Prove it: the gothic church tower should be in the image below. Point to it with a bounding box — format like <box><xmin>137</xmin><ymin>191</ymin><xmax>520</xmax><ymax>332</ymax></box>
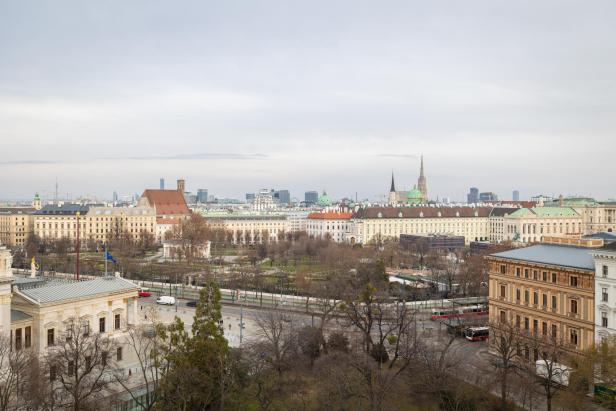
<box><xmin>388</xmin><ymin>172</ymin><xmax>397</xmax><ymax>205</ymax></box>
<box><xmin>417</xmin><ymin>155</ymin><xmax>428</xmax><ymax>203</ymax></box>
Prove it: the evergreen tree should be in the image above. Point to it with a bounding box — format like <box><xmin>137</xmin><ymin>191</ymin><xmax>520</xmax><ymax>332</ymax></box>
<box><xmin>156</xmin><ymin>280</ymin><xmax>232</xmax><ymax>411</ymax></box>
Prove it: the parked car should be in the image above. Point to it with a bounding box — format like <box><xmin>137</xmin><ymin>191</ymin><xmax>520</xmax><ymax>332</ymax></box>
<box><xmin>156</xmin><ymin>296</ymin><xmax>176</xmax><ymax>305</ymax></box>
<box><xmin>138</xmin><ymin>290</ymin><xmax>152</xmax><ymax>298</ymax></box>
<box><xmin>186</xmin><ymin>300</ymin><xmax>198</xmax><ymax>307</ymax></box>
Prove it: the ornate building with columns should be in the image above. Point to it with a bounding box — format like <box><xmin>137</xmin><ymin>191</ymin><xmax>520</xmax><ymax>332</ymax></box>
<box><xmin>0</xmin><ymin>246</ymin><xmax>140</xmax><ymax>360</ymax></box>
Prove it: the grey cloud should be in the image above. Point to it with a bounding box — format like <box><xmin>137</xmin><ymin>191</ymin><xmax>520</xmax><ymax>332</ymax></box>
<box><xmin>0</xmin><ymin>160</ymin><xmax>59</xmax><ymax>165</ymax></box>
<box><xmin>104</xmin><ymin>153</ymin><xmax>269</xmax><ymax>161</ymax></box>
<box><xmin>374</xmin><ymin>154</ymin><xmax>420</xmax><ymax>159</ymax></box>
<box><xmin>0</xmin><ymin>0</ymin><xmax>614</xmax><ymax>200</ymax></box>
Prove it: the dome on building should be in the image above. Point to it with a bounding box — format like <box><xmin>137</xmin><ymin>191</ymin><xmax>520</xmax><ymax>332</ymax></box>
<box><xmin>407</xmin><ymin>186</ymin><xmax>423</xmax><ymax>204</ymax></box>
<box><xmin>317</xmin><ymin>191</ymin><xmax>332</xmax><ymax>206</ymax></box>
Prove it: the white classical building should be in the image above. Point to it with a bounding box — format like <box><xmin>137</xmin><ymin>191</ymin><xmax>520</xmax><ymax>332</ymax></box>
<box><xmin>501</xmin><ymin>207</ymin><xmax>582</xmax><ymax>244</ymax></box>
<box><xmin>592</xmin><ymin>242</ymin><xmax>616</xmax><ymax>342</ymax></box>
<box><xmin>0</xmin><ymin>246</ymin><xmax>140</xmax><ymax>361</ymax></box>
<box><xmin>252</xmin><ymin>189</ymin><xmax>277</xmax><ymax>211</ymax></box>
<box><xmin>347</xmin><ymin>206</ymin><xmax>495</xmax><ymax>245</ymax></box>
<box><xmin>201</xmin><ymin>211</ymin><xmax>289</xmax><ymax>244</ymax></box>
<box><xmin>306</xmin><ymin>210</ymin><xmax>353</xmax><ymax>243</ymax></box>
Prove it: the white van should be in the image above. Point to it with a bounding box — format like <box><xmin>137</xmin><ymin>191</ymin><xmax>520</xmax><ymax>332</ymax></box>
<box><xmin>535</xmin><ymin>360</ymin><xmax>571</xmax><ymax>386</ymax></box>
<box><xmin>156</xmin><ymin>296</ymin><xmax>176</xmax><ymax>305</ymax></box>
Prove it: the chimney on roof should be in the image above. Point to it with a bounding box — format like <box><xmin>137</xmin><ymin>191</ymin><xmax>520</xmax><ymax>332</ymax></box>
<box><xmin>177</xmin><ymin>179</ymin><xmax>185</xmax><ymax>193</ymax></box>
<box><xmin>559</xmin><ymin>194</ymin><xmax>564</xmax><ymax>207</ymax></box>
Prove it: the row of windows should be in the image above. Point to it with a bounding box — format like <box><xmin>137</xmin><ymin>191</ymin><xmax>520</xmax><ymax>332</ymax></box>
<box><xmin>499</xmin><ymin>265</ymin><xmax>585</xmax><ymax>289</ymax></box>
<box><xmin>47</xmin><ymin>314</ymin><xmax>122</xmax><ymax>347</ymax></box>
<box><xmin>49</xmin><ymin>347</ymin><xmax>123</xmax><ymax>381</ymax></box>
<box><xmin>12</xmin><ymin>326</ymin><xmax>32</xmax><ymax>350</ymax></box>
<box><xmin>37</xmin><ymin>222</ymin><xmax>154</xmax><ymax>229</ymax></box>
<box><xmin>499</xmin><ymin>310</ymin><xmax>580</xmax><ymax>346</ymax></box>
<box><xmin>499</xmin><ymin>284</ymin><xmax>581</xmax><ymax>315</ymax></box>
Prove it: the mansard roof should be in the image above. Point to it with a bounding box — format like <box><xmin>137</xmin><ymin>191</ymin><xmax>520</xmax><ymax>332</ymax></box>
<box><xmin>35</xmin><ymin>204</ymin><xmax>90</xmax><ymax>215</ymax></box>
<box><xmin>490</xmin><ymin>244</ymin><xmax>595</xmax><ymax>271</ymax></box>
<box><xmin>352</xmin><ymin>206</ymin><xmax>493</xmax><ymax>219</ymax></box>
<box><xmin>16</xmin><ymin>276</ymin><xmax>139</xmax><ymax>304</ymax></box>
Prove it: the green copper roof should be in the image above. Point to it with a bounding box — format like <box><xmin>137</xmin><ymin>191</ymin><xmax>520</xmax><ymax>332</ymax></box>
<box><xmin>317</xmin><ymin>191</ymin><xmax>331</xmax><ymax>206</ymax></box>
<box><xmin>548</xmin><ymin>197</ymin><xmax>597</xmax><ymax>206</ymax></box>
<box><xmin>407</xmin><ymin>186</ymin><xmax>422</xmax><ymax>204</ymax></box>
<box><xmin>510</xmin><ymin>207</ymin><xmax>579</xmax><ymax>218</ymax></box>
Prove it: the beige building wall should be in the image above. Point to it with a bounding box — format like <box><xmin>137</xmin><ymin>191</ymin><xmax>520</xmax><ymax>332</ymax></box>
<box><xmin>204</xmin><ymin>216</ymin><xmax>289</xmax><ymax>245</ymax></box>
<box><xmin>34</xmin><ymin>207</ymin><xmax>156</xmax><ymax>244</ymax></box>
<box><xmin>578</xmin><ymin>204</ymin><xmax>616</xmax><ymax>234</ymax></box>
<box><xmin>488</xmin><ymin>256</ymin><xmax>595</xmax><ymax>356</ymax></box>
<box><xmin>34</xmin><ymin>214</ymin><xmax>81</xmax><ymax>240</ymax></box>
<box><xmin>11</xmin><ymin>289</ymin><xmax>139</xmax><ymax>359</ymax></box>
<box><xmin>85</xmin><ymin>207</ymin><xmax>156</xmax><ymax>243</ymax></box>
<box><xmin>350</xmin><ymin>216</ymin><xmax>491</xmax><ymax>245</ymax></box>
<box><xmin>0</xmin><ymin>209</ymin><xmax>34</xmax><ymax>247</ymax></box>
<box><xmin>503</xmin><ymin>214</ymin><xmax>582</xmax><ymax>243</ymax></box>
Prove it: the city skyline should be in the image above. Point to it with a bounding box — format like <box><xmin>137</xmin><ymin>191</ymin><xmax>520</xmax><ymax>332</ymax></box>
<box><xmin>1</xmin><ymin>1</ymin><xmax>615</xmax><ymax>201</ymax></box>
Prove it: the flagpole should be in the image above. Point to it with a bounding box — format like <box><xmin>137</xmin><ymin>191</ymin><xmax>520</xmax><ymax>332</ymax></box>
<box><xmin>105</xmin><ymin>244</ymin><xmax>108</xmax><ymax>277</ymax></box>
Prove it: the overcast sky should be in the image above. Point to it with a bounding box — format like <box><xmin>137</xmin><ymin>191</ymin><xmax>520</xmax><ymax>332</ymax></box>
<box><xmin>1</xmin><ymin>0</ymin><xmax>615</xmax><ymax>202</ymax></box>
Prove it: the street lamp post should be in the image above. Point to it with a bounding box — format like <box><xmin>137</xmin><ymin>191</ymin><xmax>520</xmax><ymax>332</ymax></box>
<box><xmin>75</xmin><ymin>211</ymin><xmax>80</xmax><ymax>280</ymax></box>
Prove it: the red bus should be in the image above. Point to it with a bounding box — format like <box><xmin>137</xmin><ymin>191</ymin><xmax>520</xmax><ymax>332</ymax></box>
<box><xmin>464</xmin><ymin>326</ymin><xmax>489</xmax><ymax>341</ymax></box>
<box><xmin>430</xmin><ymin>304</ymin><xmax>488</xmax><ymax>320</ymax></box>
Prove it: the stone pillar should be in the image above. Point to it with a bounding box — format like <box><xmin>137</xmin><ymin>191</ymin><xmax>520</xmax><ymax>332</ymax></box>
<box><xmin>127</xmin><ymin>297</ymin><xmax>138</xmax><ymax>326</ymax></box>
<box><xmin>0</xmin><ymin>247</ymin><xmax>14</xmax><ymax>337</ymax></box>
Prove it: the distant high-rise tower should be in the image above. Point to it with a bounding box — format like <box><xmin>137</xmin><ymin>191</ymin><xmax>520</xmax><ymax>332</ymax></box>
<box><xmin>417</xmin><ymin>155</ymin><xmax>428</xmax><ymax>203</ymax></box>
<box><xmin>388</xmin><ymin>172</ymin><xmax>397</xmax><ymax>205</ymax></box>
<box><xmin>512</xmin><ymin>190</ymin><xmax>520</xmax><ymax>201</ymax></box>
<box><xmin>160</xmin><ymin>178</ymin><xmax>165</xmax><ymax>190</ymax></box>
<box><xmin>113</xmin><ymin>191</ymin><xmax>118</xmax><ymax>203</ymax></box>
<box><xmin>275</xmin><ymin>190</ymin><xmax>291</xmax><ymax>205</ymax></box>
<box><xmin>479</xmin><ymin>192</ymin><xmax>498</xmax><ymax>202</ymax></box>
<box><xmin>305</xmin><ymin>191</ymin><xmax>318</xmax><ymax>204</ymax></box>
<box><xmin>467</xmin><ymin>187</ymin><xmax>479</xmax><ymax>203</ymax></box>
<box><xmin>177</xmin><ymin>179</ymin><xmax>185</xmax><ymax>192</ymax></box>
<box><xmin>197</xmin><ymin>189</ymin><xmax>208</xmax><ymax>203</ymax></box>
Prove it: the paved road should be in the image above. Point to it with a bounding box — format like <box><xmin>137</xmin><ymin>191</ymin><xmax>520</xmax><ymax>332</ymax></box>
<box><xmin>137</xmin><ymin>296</ymin><xmax>317</xmax><ymax>347</ymax></box>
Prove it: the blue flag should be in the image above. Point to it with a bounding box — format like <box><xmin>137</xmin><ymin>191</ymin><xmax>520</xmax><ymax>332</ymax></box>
<box><xmin>105</xmin><ymin>251</ymin><xmax>117</xmax><ymax>264</ymax></box>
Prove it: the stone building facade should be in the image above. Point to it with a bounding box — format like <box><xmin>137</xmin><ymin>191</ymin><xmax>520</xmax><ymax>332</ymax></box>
<box><xmin>33</xmin><ymin>204</ymin><xmax>156</xmax><ymax>244</ymax></box>
<box><xmin>487</xmin><ymin>240</ymin><xmax>596</xmax><ymax>356</ymax></box>
<box><xmin>501</xmin><ymin>207</ymin><xmax>583</xmax><ymax>244</ymax></box>
<box><xmin>306</xmin><ymin>211</ymin><xmax>352</xmax><ymax>243</ymax></box>
<box><xmin>591</xmin><ymin>242</ymin><xmax>616</xmax><ymax>342</ymax></box>
<box><xmin>0</xmin><ymin>208</ymin><xmax>35</xmax><ymax>247</ymax></box>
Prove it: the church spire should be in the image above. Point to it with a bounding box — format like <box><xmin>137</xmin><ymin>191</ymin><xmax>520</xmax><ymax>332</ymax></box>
<box><xmin>420</xmin><ymin>155</ymin><xmax>425</xmax><ymax>178</ymax></box>
<box><xmin>390</xmin><ymin>172</ymin><xmax>396</xmax><ymax>192</ymax></box>
<box><xmin>417</xmin><ymin>155</ymin><xmax>428</xmax><ymax>203</ymax></box>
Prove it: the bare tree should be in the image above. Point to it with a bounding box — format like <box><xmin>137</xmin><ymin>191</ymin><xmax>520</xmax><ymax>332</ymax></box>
<box><xmin>521</xmin><ymin>332</ymin><xmax>573</xmax><ymax>411</ymax></box>
<box><xmin>114</xmin><ymin>325</ymin><xmax>165</xmax><ymax>410</ymax></box>
<box><xmin>342</xmin><ymin>282</ymin><xmax>417</xmax><ymax>364</ymax></box>
<box><xmin>0</xmin><ymin>336</ymin><xmax>34</xmax><ymax>411</ymax></box>
<box><xmin>409</xmin><ymin>331</ymin><xmax>467</xmax><ymax>410</ymax></box>
<box><xmin>167</xmin><ymin>213</ymin><xmax>211</xmax><ymax>265</ymax></box>
<box><xmin>489</xmin><ymin>319</ymin><xmax>523</xmax><ymax>410</ymax></box>
<box><xmin>252</xmin><ymin>311</ymin><xmax>299</xmax><ymax>379</ymax></box>
<box><xmin>44</xmin><ymin>317</ymin><xmax>118</xmax><ymax>411</ymax></box>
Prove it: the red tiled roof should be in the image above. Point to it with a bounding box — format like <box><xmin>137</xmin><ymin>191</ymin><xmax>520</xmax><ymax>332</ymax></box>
<box><xmin>352</xmin><ymin>207</ymin><xmax>493</xmax><ymax>219</ymax></box>
<box><xmin>141</xmin><ymin>190</ymin><xmax>189</xmax><ymax>216</ymax></box>
<box><xmin>156</xmin><ymin>217</ymin><xmax>181</xmax><ymax>225</ymax></box>
<box><xmin>307</xmin><ymin>212</ymin><xmax>353</xmax><ymax>220</ymax></box>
